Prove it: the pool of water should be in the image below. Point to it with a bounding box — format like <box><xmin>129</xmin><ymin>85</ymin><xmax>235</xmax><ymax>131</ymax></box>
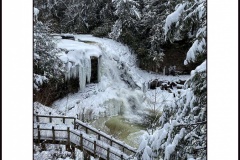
<box><xmin>90</xmin><ymin>115</ymin><xmax>147</xmax><ymax>148</ymax></box>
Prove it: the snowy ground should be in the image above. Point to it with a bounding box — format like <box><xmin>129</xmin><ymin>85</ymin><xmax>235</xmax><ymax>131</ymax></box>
<box><xmin>34</xmin><ymin>34</ymin><xmax>190</xmax><ymax>150</ymax></box>
<box><xmin>34</xmin><ymin>144</ymin><xmax>97</xmax><ymax>160</ymax></box>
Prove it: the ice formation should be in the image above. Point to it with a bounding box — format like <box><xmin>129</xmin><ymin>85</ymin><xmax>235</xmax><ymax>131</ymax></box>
<box><xmin>57</xmin><ymin>39</ymin><xmax>102</xmax><ymax>91</ymax></box>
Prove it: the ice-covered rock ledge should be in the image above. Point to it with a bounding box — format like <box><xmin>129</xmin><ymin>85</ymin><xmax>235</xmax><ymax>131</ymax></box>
<box><xmin>56</xmin><ymin>38</ymin><xmax>103</xmax><ymax>91</ymax></box>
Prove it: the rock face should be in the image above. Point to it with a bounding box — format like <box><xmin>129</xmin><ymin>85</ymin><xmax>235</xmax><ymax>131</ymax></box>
<box><xmin>61</xmin><ymin>35</ymin><xmax>75</xmax><ymax>40</ymax></box>
<box><xmin>159</xmin><ymin>40</ymin><xmax>193</xmax><ymax>72</ymax></box>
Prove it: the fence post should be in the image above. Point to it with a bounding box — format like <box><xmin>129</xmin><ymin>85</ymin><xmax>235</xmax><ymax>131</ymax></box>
<box><xmin>74</xmin><ymin>118</ymin><xmax>76</xmax><ymax>129</ymax></box>
<box><xmin>52</xmin><ymin>126</ymin><xmax>55</xmax><ymax>143</ymax></box>
<box><xmin>107</xmin><ymin>148</ymin><xmax>110</xmax><ymax>160</ymax></box>
<box><xmin>98</xmin><ymin>133</ymin><xmax>100</xmax><ymax>140</ymax></box>
<box><xmin>94</xmin><ymin>141</ymin><xmax>96</xmax><ymax>157</ymax></box>
<box><xmin>63</xmin><ymin>117</ymin><xmax>65</xmax><ymax>124</ymax></box>
<box><xmin>85</xmin><ymin>127</ymin><xmax>88</xmax><ymax>134</ymax></box>
<box><xmin>82</xmin><ymin>113</ymin><xmax>85</xmax><ymax>122</ymax></box>
<box><xmin>37</xmin><ymin>125</ymin><xmax>40</xmax><ymax>144</ymax></box>
<box><xmin>72</xmin><ymin>146</ymin><xmax>76</xmax><ymax>159</ymax></box>
<box><xmin>66</xmin><ymin>127</ymin><xmax>70</xmax><ymax>151</ymax></box>
<box><xmin>49</xmin><ymin>112</ymin><xmax>52</xmax><ymax>123</ymax></box>
<box><xmin>80</xmin><ymin>134</ymin><xmax>83</xmax><ymax>150</ymax></box>
<box><xmin>36</xmin><ymin>112</ymin><xmax>39</xmax><ymax>122</ymax></box>
<box><xmin>110</xmin><ymin>136</ymin><xmax>113</xmax><ymax>146</ymax></box>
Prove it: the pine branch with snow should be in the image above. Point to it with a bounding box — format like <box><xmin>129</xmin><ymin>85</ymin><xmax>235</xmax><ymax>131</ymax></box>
<box><xmin>138</xmin><ymin>61</ymin><xmax>207</xmax><ymax>160</ymax></box>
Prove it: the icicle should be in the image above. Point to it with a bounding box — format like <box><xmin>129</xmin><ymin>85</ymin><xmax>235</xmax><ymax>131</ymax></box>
<box><xmin>79</xmin><ymin>59</ymin><xmax>86</xmax><ymax>91</ymax></box>
<box><xmin>75</xmin><ymin>64</ymin><xmax>79</xmax><ymax>79</ymax></box>
<box><xmin>65</xmin><ymin>73</ymin><xmax>68</xmax><ymax>82</ymax></box>
<box><xmin>98</xmin><ymin>55</ymin><xmax>102</xmax><ymax>82</ymax></box>
<box><xmin>79</xmin><ymin>65</ymin><xmax>83</xmax><ymax>91</ymax></box>
<box><xmin>70</xmin><ymin>62</ymin><xmax>75</xmax><ymax>78</ymax></box>
<box><xmin>86</xmin><ymin>58</ymin><xmax>91</xmax><ymax>83</ymax></box>
<box><xmin>72</xmin><ymin>66</ymin><xmax>76</xmax><ymax>78</ymax></box>
<box><xmin>64</xmin><ymin>62</ymin><xmax>68</xmax><ymax>82</ymax></box>
<box><xmin>70</xmin><ymin>67</ymin><xmax>73</xmax><ymax>78</ymax></box>
<box><xmin>67</xmin><ymin>62</ymin><xmax>71</xmax><ymax>81</ymax></box>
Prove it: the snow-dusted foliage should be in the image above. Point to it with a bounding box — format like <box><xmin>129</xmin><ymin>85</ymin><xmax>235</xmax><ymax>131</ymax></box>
<box><xmin>137</xmin><ymin>1</ymin><xmax>207</xmax><ymax>158</ymax></box>
<box><xmin>164</xmin><ymin>0</ymin><xmax>206</xmax><ymax>43</ymax></box>
<box><xmin>33</xmin><ymin>9</ymin><xmax>67</xmax><ymax>105</ymax></box>
<box><xmin>112</xmin><ymin>0</ymin><xmax>141</xmax><ymax>20</ymax></box>
<box><xmin>109</xmin><ymin>19</ymin><xmax>123</xmax><ymax>40</ymax></box>
<box><xmin>164</xmin><ymin>3</ymin><xmax>186</xmax><ymax>38</ymax></box>
<box><xmin>109</xmin><ymin>0</ymin><xmax>141</xmax><ymax>40</ymax></box>
<box><xmin>163</xmin><ymin>0</ymin><xmax>207</xmax><ymax>65</ymax></box>
<box><xmin>184</xmin><ymin>38</ymin><xmax>206</xmax><ymax>65</ymax></box>
<box><xmin>183</xmin><ymin>0</ymin><xmax>207</xmax><ymax>65</ymax></box>
<box><xmin>137</xmin><ymin>0</ymin><xmax>185</xmax><ymax>70</ymax></box>
<box><xmin>138</xmin><ymin>61</ymin><xmax>206</xmax><ymax>160</ymax></box>
<box><xmin>33</xmin><ymin>20</ymin><xmax>64</xmax><ymax>89</ymax></box>
<box><xmin>34</xmin><ymin>74</ymin><xmax>48</xmax><ymax>90</ymax></box>
<box><xmin>34</xmin><ymin>7</ymin><xmax>39</xmax><ymax>21</ymax></box>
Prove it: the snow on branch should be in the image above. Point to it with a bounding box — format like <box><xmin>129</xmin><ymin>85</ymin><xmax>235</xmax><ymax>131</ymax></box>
<box><xmin>164</xmin><ymin>3</ymin><xmax>186</xmax><ymax>39</ymax></box>
<box><xmin>184</xmin><ymin>38</ymin><xmax>206</xmax><ymax>65</ymax></box>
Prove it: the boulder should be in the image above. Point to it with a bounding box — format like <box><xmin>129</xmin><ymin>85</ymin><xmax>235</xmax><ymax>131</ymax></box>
<box><xmin>177</xmin><ymin>80</ymin><xmax>186</xmax><ymax>85</ymax></box>
<box><xmin>149</xmin><ymin>79</ymin><xmax>160</xmax><ymax>89</ymax></box>
<box><xmin>169</xmin><ymin>82</ymin><xmax>177</xmax><ymax>89</ymax></box>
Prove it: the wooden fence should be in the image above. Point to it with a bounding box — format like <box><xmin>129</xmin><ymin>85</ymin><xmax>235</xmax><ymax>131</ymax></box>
<box><xmin>34</xmin><ymin>114</ymin><xmax>137</xmax><ymax>159</ymax></box>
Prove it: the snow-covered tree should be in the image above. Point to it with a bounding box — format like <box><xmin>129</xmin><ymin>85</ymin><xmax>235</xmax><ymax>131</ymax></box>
<box><xmin>137</xmin><ymin>1</ymin><xmax>207</xmax><ymax>159</ymax></box>
<box><xmin>135</xmin><ymin>0</ymin><xmax>183</xmax><ymax>71</ymax></box>
<box><xmin>163</xmin><ymin>0</ymin><xmax>207</xmax><ymax>65</ymax></box>
<box><xmin>33</xmin><ymin>8</ymin><xmax>66</xmax><ymax>105</ymax></box>
<box><xmin>138</xmin><ymin>61</ymin><xmax>206</xmax><ymax>160</ymax></box>
<box><xmin>109</xmin><ymin>0</ymin><xmax>141</xmax><ymax>40</ymax></box>
<box><xmin>34</xmin><ymin>21</ymin><xmax>63</xmax><ymax>86</ymax></box>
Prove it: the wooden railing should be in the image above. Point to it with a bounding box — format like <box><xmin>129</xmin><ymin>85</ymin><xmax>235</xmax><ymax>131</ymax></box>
<box><xmin>33</xmin><ymin>125</ymin><xmax>131</xmax><ymax>160</ymax></box>
<box><xmin>34</xmin><ymin>114</ymin><xmax>137</xmax><ymax>158</ymax></box>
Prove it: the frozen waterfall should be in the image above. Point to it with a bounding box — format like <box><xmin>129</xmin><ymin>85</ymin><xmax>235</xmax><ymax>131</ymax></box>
<box><xmin>59</xmin><ymin>49</ymin><xmax>102</xmax><ymax>91</ymax></box>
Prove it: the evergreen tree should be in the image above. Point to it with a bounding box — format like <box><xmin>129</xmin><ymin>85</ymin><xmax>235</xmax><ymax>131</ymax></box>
<box><xmin>137</xmin><ymin>1</ymin><xmax>207</xmax><ymax>159</ymax></box>
<box><xmin>163</xmin><ymin>0</ymin><xmax>207</xmax><ymax>66</ymax></box>
<box><xmin>33</xmin><ymin>8</ymin><xmax>66</xmax><ymax>105</ymax></box>
<box><xmin>138</xmin><ymin>61</ymin><xmax>206</xmax><ymax>160</ymax></box>
<box><xmin>109</xmin><ymin>0</ymin><xmax>141</xmax><ymax>40</ymax></box>
<box><xmin>33</xmin><ymin>21</ymin><xmax>63</xmax><ymax>86</ymax></box>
